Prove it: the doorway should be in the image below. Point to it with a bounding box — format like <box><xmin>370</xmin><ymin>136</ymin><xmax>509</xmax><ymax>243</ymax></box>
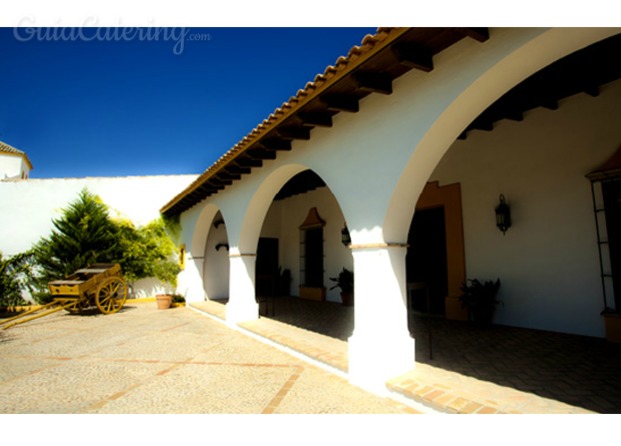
<box><xmin>406</xmin><ymin>207</ymin><xmax>449</xmax><ymax>315</ymax></box>
<box><xmin>256</xmin><ymin>237</ymin><xmax>279</xmax><ymax>297</ymax></box>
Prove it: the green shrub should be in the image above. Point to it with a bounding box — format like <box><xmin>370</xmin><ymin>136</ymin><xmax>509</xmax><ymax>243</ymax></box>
<box><xmin>0</xmin><ymin>251</ymin><xmax>33</xmax><ymax>307</ymax></box>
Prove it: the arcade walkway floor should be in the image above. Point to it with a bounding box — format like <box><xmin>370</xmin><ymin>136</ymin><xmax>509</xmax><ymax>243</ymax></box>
<box><xmin>192</xmin><ymin>296</ymin><xmax>621</xmax><ymax>414</ymax></box>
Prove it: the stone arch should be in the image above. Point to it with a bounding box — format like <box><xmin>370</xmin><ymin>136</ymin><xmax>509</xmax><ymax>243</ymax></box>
<box><xmin>383</xmin><ymin>28</ymin><xmax>620</xmax><ymax>244</ymax></box>
<box><xmin>181</xmin><ymin>203</ymin><xmax>231</xmax><ymax>302</ymax></box>
<box><xmin>237</xmin><ymin>163</ymin><xmax>309</xmax><ymax>254</ymax></box>
<box><xmin>190</xmin><ymin>203</ymin><xmax>223</xmax><ymax>258</ymax></box>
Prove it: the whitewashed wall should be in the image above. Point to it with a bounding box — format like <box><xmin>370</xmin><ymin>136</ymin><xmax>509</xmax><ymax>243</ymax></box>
<box><xmin>203</xmin><ymin>212</ymin><xmax>230</xmax><ymax>300</ymax></box>
<box><xmin>429</xmin><ymin>78</ymin><xmax>621</xmax><ymax>337</ymax></box>
<box><xmin>261</xmin><ymin>187</ymin><xmax>353</xmax><ymax>303</ymax></box>
<box><xmin>0</xmin><ymin>154</ymin><xmax>29</xmax><ymax>180</ymax></box>
<box><xmin>0</xmin><ymin>174</ymin><xmax>198</xmax><ymax>297</ymax></box>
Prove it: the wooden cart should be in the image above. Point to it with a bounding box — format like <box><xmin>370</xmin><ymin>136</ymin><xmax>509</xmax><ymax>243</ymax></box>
<box><xmin>1</xmin><ymin>263</ymin><xmax>128</xmax><ymax>330</ymax></box>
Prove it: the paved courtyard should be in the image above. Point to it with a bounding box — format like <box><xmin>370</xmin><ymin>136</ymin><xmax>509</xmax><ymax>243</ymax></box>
<box><xmin>0</xmin><ymin>302</ymin><xmax>419</xmax><ymax>414</ymax></box>
<box><xmin>254</xmin><ymin>296</ymin><xmax>621</xmax><ymax>413</ymax></box>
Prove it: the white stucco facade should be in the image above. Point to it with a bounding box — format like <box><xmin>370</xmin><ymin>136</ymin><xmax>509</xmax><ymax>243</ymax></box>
<box><xmin>170</xmin><ymin>27</ymin><xmax>620</xmax><ymax>393</ymax></box>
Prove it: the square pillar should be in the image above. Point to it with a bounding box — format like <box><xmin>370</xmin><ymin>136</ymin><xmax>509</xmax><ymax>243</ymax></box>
<box><xmin>226</xmin><ymin>253</ymin><xmax>259</xmax><ymax>325</ymax></box>
<box><xmin>348</xmin><ymin>244</ymin><xmax>415</xmax><ymax>394</ymax></box>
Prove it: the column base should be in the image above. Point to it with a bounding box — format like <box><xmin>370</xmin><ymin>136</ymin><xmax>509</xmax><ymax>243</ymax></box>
<box><xmin>348</xmin><ymin>329</ymin><xmax>415</xmax><ymax>395</ymax></box>
<box><xmin>226</xmin><ymin>300</ymin><xmax>259</xmax><ymax>326</ymax></box>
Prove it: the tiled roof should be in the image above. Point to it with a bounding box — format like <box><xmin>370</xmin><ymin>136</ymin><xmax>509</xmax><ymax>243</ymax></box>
<box><xmin>161</xmin><ymin>28</ymin><xmax>406</xmax><ymax>215</ymax></box>
<box><xmin>161</xmin><ymin>28</ymin><xmax>488</xmax><ymax>216</ymax></box>
<box><xmin>0</xmin><ymin>141</ymin><xmax>33</xmax><ymax>169</ymax></box>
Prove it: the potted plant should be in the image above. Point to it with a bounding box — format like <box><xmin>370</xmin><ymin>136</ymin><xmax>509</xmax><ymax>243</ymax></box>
<box><xmin>156</xmin><ymin>293</ymin><xmax>173</xmax><ymax>309</ymax></box>
<box><xmin>277</xmin><ymin>267</ymin><xmax>291</xmax><ymax>296</ymax></box>
<box><xmin>459</xmin><ymin>278</ymin><xmax>502</xmax><ymax>325</ymax></box>
<box><xmin>172</xmin><ymin>294</ymin><xmax>186</xmax><ymax>308</ymax></box>
<box><xmin>329</xmin><ymin>268</ymin><xmax>354</xmax><ymax>306</ymax></box>
<box><xmin>601</xmin><ymin>308</ymin><xmax>621</xmax><ymax>343</ymax></box>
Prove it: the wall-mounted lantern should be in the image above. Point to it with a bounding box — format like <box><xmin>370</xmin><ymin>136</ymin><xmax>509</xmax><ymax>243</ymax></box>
<box><xmin>495</xmin><ymin>194</ymin><xmax>511</xmax><ymax>235</ymax></box>
<box><xmin>341</xmin><ymin>223</ymin><xmax>351</xmax><ymax>247</ymax></box>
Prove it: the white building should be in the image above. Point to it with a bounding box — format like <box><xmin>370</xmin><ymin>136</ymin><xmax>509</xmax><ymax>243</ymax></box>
<box><xmin>0</xmin><ymin>141</ymin><xmax>32</xmax><ymax>180</ymax></box>
<box><xmin>162</xmin><ymin>28</ymin><xmax>621</xmax><ymax>393</ymax></box>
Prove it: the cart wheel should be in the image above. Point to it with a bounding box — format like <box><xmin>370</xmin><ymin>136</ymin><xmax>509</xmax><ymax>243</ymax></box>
<box><xmin>95</xmin><ymin>277</ymin><xmax>128</xmax><ymax>314</ymax></box>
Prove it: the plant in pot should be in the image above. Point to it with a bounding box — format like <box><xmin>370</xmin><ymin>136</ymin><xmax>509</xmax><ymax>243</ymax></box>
<box><xmin>329</xmin><ymin>268</ymin><xmax>354</xmax><ymax>306</ymax></box>
<box><xmin>601</xmin><ymin>307</ymin><xmax>621</xmax><ymax>343</ymax></box>
<box><xmin>277</xmin><ymin>267</ymin><xmax>291</xmax><ymax>296</ymax></box>
<box><xmin>459</xmin><ymin>278</ymin><xmax>502</xmax><ymax>326</ymax></box>
<box><xmin>153</xmin><ymin>259</ymin><xmax>181</xmax><ymax>310</ymax></box>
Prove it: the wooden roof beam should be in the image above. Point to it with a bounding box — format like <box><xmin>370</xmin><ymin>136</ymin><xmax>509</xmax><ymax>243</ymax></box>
<box><xmin>583</xmin><ymin>84</ymin><xmax>600</xmax><ymax>97</ymax></box>
<box><xmin>216</xmin><ymin>172</ymin><xmax>241</xmax><ymax>181</ymax></box>
<box><xmin>234</xmin><ymin>157</ymin><xmax>263</xmax><ymax>168</ymax></box>
<box><xmin>246</xmin><ymin>148</ymin><xmax>278</xmax><ymax>160</ymax></box>
<box><xmin>320</xmin><ymin>94</ymin><xmax>359</xmax><ymax>113</ymax></box>
<box><xmin>461</xmin><ymin>28</ymin><xmax>489</xmax><ymax>42</ymax></box>
<box><xmin>503</xmin><ymin>109</ymin><xmax>524</xmax><ymax>121</ymax></box>
<box><xmin>198</xmin><ymin>184</ymin><xmax>215</xmax><ymax>194</ymax></box>
<box><xmin>276</xmin><ymin>127</ymin><xmax>311</xmax><ymax>140</ymax></box>
<box><xmin>470</xmin><ymin>120</ymin><xmax>493</xmax><ymax>131</ymax></box>
<box><xmin>391</xmin><ymin>43</ymin><xmax>433</xmax><ymax>72</ymax></box>
<box><xmin>205</xmin><ymin>179</ymin><xmax>228</xmax><ymax>189</ymax></box>
<box><xmin>224</xmin><ymin>165</ymin><xmax>252</xmax><ymax>175</ymax></box>
<box><xmin>352</xmin><ymin>71</ymin><xmax>393</xmax><ymax>95</ymax></box>
<box><xmin>257</xmin><ymin>138</ymin><xmax>292</xmax><ymax>151</ymax></box>
<box><xmin>298</xmin><ymin>112</ymin><xmax>333</xmax><ymax>128</ymax></box>
<box><xmin>540</xmin><ymin>98</ymin><xmax>559</xmax><ymax>110</ymax></box>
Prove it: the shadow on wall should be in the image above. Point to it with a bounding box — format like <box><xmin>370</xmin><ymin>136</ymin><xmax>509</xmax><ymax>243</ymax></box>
<box><xmin>131</xmin><ymin>277</ymin><xmax>176</xmax><ymax>298</ymax></box>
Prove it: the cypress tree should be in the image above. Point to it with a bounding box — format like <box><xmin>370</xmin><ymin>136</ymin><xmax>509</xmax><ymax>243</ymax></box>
<box><xmin>32</xmin><ymin>188</ymin><xmax>121</xmax><ymax>288</ymax></box>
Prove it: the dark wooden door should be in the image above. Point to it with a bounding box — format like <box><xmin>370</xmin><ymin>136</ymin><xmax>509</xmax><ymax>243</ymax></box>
<box><xmin>256</xmin><ymin>237</ymin><xmax>279</xmax><ymax>296</ymax></box>
<box><xmin>406</xmin><ymin>206</ymin><xmax>449</xmax><ymax>315</ymax></box>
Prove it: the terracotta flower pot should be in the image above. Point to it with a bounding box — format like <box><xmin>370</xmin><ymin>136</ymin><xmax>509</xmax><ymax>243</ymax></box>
<box><xmin>156</xmin><ymin>294</ymin><xmax>173</xmax><ymax>310</ymax></box>
<box><xmin>341</xmin><ymin>291</ymin><xmax>354</xmax><ymax>307</ymax></box>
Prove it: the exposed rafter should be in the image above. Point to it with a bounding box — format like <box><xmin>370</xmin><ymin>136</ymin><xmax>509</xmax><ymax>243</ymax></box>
<box><xmin>257</xmin><ymin>138</ymin><xmax>292</xmax><ymax>151</ymax></box>
<box><xmin>391</xmin><ymin>42</ymin><xmax>434</xmax><ymax>72</ymax></box>
<box><xmin>246</xmin><ymin>148</ymin><xmax>277</xmax><ymax>160</ymax></box>
<box><xmin>320</xmin><ymin>94</ymin><xmax>360</xmax><ymax>113</ymax></box>
<box><xmin>352</xmin><ymin>71</ymin><xmax>393</xmax><ymax>95</ymax></box>
<box><xmin>298</xmin><ymin>112</ymin><xmax>333</xmax><ymax>128</ymax></box>
<box><xmin>461</xmin><ymin>28</ymin><xmax>490</xmax><ymax>42</ymax></box>
<box><xmin>277</xmin><ymin>127</ymin><xmax>311</xmax><ymax>140</ymax></box>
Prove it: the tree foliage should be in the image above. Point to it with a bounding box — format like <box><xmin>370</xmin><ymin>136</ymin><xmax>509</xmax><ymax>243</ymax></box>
<box><xmin>115</xmin><ymin>218</ymin><xmax>180</xmax><ymax>287</ymax></box>
<box><xmin>0</xmin><ymin>251</ymin><xmax>33</xmax><ymax>307</ymax></box>
<box><xmin>31</xmin><ymin>189</ymin><xmax>120</xmax><ymax>293</ymax></box>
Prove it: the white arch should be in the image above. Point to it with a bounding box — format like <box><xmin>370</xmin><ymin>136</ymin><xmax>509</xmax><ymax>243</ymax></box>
<box><xmin>237</xmin><ymin>163</ymin><xmax>309</xmax><ymax>253</ymax></box>
<box><xmin>384</xmin><ymin>27</ymin><xmax>620</xmax><ymax>242</ymax></box>
<box><xmin>190</xmin><ymin>203</ymin><xmax>222</xmax><ymax>258</ymax></box>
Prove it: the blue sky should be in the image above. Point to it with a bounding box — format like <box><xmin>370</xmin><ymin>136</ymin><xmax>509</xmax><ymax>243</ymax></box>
<box><xmin>0</xmin><ymin>27</ymin><xmax>376</xmax><ymax>178</ymax></box>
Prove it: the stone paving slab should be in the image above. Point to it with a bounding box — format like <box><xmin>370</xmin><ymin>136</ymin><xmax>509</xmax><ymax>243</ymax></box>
<box><xmin>0</xmin><ymin>303</ymin><xmax>418</xmax><ymax>414</ymax></box>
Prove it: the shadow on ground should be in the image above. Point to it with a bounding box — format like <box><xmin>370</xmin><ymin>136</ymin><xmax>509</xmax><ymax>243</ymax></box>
<box><xmin>262</xmin><ymin>295</ymin><xmax>621</xmax><ymax>414</ymax></box>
